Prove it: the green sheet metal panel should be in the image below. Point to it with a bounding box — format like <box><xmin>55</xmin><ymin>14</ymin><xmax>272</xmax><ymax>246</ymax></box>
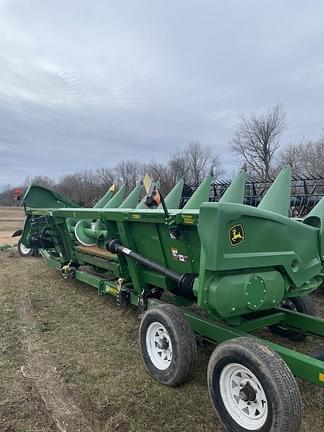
<box><xmin>198</xmin><ymin>201</ymin><xmax>322</xmax><ymax>289</ymax></box>
<box><xmin>23</xmin><ymin>184</ymin><xmax>78</xmax><ymax>208</ymax></box>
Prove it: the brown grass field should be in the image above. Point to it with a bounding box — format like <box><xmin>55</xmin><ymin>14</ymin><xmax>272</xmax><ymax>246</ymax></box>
<box><xmin>0</xmin><ymin>206</ymin><xmax>24</xmax><ymax>245</ymax></box>
<box><xmin>1</xmin><ymin>207</ymin><xmax>324</xmax><ymax>431</ymax></box>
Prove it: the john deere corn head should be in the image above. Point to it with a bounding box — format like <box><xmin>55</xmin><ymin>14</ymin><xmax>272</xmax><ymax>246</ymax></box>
<box><xmin>20</xmin><ymin>165</ymin><xmax>324</xmax><ymax>432</ymax></box>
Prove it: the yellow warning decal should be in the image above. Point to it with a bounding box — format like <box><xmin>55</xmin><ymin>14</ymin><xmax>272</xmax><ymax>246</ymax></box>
<box><xmin>319</xmin><ymin>373</ymin><xmax>324</xmax><ymax>382</ymax></box>
<box><xmin>182</xmin><ymin>215</ymin><xmax>194</xmax><ymax>224</ymax></box>
<box><xmin>132</xmin><ymin>214</ymin><xmax>140</xmax><ymax>220</ymax></box>
<box><xmin>106</xmin><ymin>286</ymin><xmax>118</xmax><ymax>295</ymax></box>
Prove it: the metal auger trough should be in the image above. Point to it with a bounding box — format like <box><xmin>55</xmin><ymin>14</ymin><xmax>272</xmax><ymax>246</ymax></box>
<box><xmin>19</xmin><ymin>165</ymin><xmax>324</xmax><ymax>432</ymax></box>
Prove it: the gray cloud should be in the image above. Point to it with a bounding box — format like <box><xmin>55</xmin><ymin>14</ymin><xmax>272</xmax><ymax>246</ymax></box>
<box><xmin>0</xmin><ymin>0</ymin><xmax>323</xmax><ymax>187</ymax></box>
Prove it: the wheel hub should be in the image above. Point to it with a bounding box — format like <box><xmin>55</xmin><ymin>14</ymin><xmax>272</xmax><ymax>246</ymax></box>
<box><xmin>239</xmin><ymin>381</ymin><xmax>257</xmax><ymax>402</ymax></box>
<box><xmin>146</xmin><ymin>322</ymin><xmax>173</xmax><ymax>370</ymax></box>
<box><xmin>156</xmin><ymin>337</ymin><xmax>169</xmax><ymax>350</ymax></box>
<box><xmin>219</xmin><ymin>363</ymin><xmax>268</xmax><ymax>430</ymax></box>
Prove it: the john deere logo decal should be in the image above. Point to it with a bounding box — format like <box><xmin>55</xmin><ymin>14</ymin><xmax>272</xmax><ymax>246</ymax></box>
<box><xmin>229</xmin><ymin>224</ymin><xmax>244</xmax><ymax>246</ymax></box>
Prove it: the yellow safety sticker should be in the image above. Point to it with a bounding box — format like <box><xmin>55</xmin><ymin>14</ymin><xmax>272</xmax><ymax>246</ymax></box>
<box><xmin>182</xmin><ymin>215</ymin><xmax>194</xmax><ymax>224</ymax></box>
<box><xmin>319</xmin><ymin>373</ymin><xmax>324</xmax><ymax>382</ymax></box>
<box><xmin>106</xmin><ymin>286</ymin><xmax>118</xmax><ymax>295</ymax></box>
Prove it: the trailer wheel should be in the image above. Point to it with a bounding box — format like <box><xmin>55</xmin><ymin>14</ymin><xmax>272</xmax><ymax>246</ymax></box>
<box><xmin>269</xmin><ymin>295</ymin><xmax>315</xmax><ymax>341</ymax></box>
<box><xmin>139</xmin><ymin>304</ymin><xmax>197</xmax><ymax>386</ymax></box>
<box><xmin>17</xmin><ymin>238</ymin><xmax>34</xmax><ymax>257</ymax></box>
<box><xmin>207</xmin><ymin>337</ymin><xmax>302</xmax><ymax>432</ymax></box>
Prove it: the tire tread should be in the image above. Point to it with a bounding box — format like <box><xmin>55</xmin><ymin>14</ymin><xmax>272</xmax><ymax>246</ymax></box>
<box><xmin>207</xmin><ymin>337</ymin><xmax>302</xmax><ymax>432</ymax></box>
<box><xmin>139</xmin><ymin>304</ymin><xmax>197</xmax><ymax>386</ymax></box>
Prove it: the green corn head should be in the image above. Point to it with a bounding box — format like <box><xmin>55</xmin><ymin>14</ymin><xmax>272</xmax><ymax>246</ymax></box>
<box><xmin>20</xmin><ymin>165</ymin><xmax>324</xmax><ymax>320</ymax></box>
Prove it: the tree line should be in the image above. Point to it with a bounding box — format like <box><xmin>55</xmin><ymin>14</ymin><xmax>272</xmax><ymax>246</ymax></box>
<box><xmin>1</xmin><ymin>106</ymin><xmax>323</xmax><ymax>206</ymax></box>
<box><xmin>0</xmin><ymin>142</ymin><xmax>222</xmax><ymax>207</ymax></box>
<box><xmin>231</xmin><ymin>104</ymin><xmax>324</xmax><ymax>180</ymax></box>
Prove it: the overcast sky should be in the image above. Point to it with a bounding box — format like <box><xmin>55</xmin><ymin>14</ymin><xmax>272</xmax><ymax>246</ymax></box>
<box><xmin>0</xmin><ymin>0</ymin><xmax>323</xmax><ymax>188</ymax></box>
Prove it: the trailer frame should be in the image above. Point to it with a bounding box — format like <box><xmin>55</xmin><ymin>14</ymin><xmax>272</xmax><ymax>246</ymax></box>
<box><xmin>43</xmin><ymin>251</ymin><xmax>324</xmax><ymax>388</ymax></box>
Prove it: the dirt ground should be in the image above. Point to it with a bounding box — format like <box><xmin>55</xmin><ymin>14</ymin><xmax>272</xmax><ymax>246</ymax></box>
<box><xmin>0</xmin><ymin>206</ymin><xmax>24</xmax><ymax>245</ymax></box>
<box><xmin>1</xmin><ymin>208</ymin><xmax>324</xmax><ymax>432</ymax></box>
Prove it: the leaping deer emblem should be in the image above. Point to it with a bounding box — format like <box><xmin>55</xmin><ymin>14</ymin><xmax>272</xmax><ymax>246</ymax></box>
<box><xmin>229</xmin><ymin>224</ymin><xmax>244</xmax><ymax>246</ymax></box>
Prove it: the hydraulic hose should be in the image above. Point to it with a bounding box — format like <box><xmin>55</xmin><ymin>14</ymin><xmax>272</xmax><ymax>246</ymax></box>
<box><xmin>107</xmin><ymin>239</ymin><xmax>196</xmax><ymax>299</ymax></box>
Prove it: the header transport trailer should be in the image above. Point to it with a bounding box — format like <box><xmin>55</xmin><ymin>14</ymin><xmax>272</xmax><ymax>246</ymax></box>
<box><xmin>18</xmin><ymin>165</ymin><xmax>324</xmax><ymax>432</ymax></box>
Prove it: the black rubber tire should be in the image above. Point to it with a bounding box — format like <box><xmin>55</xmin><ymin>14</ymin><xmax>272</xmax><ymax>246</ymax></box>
<box><xmin>17</xmin><ymin>238</ymin><xmax>34</xmax><ymax>257</ymax></box>
<box><xmin>139</xmin><ymin>304</ymin><xmax>197</xmax><ymax>386</ymax></box>
<box><xmin>269</xmin><ymin>295</ymin><xmax>315</xmax><ymax>341</ymax></box>
<box><xmin>207</xmin><ymin>337</ymin><xmax>302</xmax><ymax>432</ymax></box>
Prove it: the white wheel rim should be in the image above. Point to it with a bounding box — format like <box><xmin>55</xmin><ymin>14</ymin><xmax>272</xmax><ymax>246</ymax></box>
<box><xmin>146</xmin><ymin>322</ymin><xmax>173</xmax><ymax>370</ymax></box>
<box><xmin>20</xmin><ymin>242</ymin><xmax>31</xmax><ymax>255</ymax></box>
<box><xmin>219</xmin><ymin>363</ymin><xmax>268</xmax><ymax>430</ymax></box>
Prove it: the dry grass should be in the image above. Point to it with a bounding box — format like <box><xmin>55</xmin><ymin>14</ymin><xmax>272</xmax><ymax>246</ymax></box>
<box><xmin>0</xmin><ymin>250</ymin><xmax>324</xmax><ymax>431</ymax></box>
<box><xmin>0</xmin><ymin>206</ymin><xmax>24</xmax><ymax>244</ymax></box>
<box><xmin>0</xmin><ymin>206</ymin><xmax>324</xmax><ymax>431</ymax></box>
<box><xmin>0</xmin><ymin>251</ymin><xmax>220</xmax><ymax>432</ymax></box>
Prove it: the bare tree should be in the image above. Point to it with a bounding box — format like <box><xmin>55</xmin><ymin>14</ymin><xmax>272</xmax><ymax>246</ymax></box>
<box><xmin>0</xmin><ymin>184</ymin><xmax>20</xmax><ymax>206</ymax></box>
<box><xmin>276</xmin><ymin>142</ymin><xmax>305</xmax><ymax>175</ymax></box>
<box><xmin>168</xmin><ymin>142</ymin><xmax>222</xmax><ymax>187</ymax></box>
<box><xmin>24</xmin><ymin>175</ymin><xmax>56</xmax><ymax>188</ymax></box>
<box><xmin>276</xmin><ymin>134</ymin><xmax>324</xmax><ymax>177</ymax></box>
<box><xmin>57</xmin><ymin>171</ymin><xmax>102</xmax><ymax>207</ymax></box>
<box><xmin>96</xmin><ymin>167</ymin><xmax>115</xmax><ymax>188</ymax></box>
<box><xmin>114</xmin><ymin>160</ymin><xmax>144</xmax><ymax>191</ymax></box>
<box><xmin>302</xmin><ymin>135</ymin><xmax>324</xmax><ymax>176</ymax></box>
<box><xmin>187</xmin><ymin>142</ymin><xmax>220</xmax><ymax>186</ymax></box>
<box><xmin>143</xmin><ymin>160</ymin><xmax>173</xmax><ymax>195</ymax></box>
<box><xmin>231</xmin><ymin>105</ymin><xmax>285</xmax><ymax>180</ymax></box>
<box><xmin>5</xmin><ymin>143</ymin><xmax>222</xmax><ymax>207</ymax></box>
<box><xmin>168</xmin><ymin>152</ymin><xmax>190</xmax><ymax>186</ymax></box>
